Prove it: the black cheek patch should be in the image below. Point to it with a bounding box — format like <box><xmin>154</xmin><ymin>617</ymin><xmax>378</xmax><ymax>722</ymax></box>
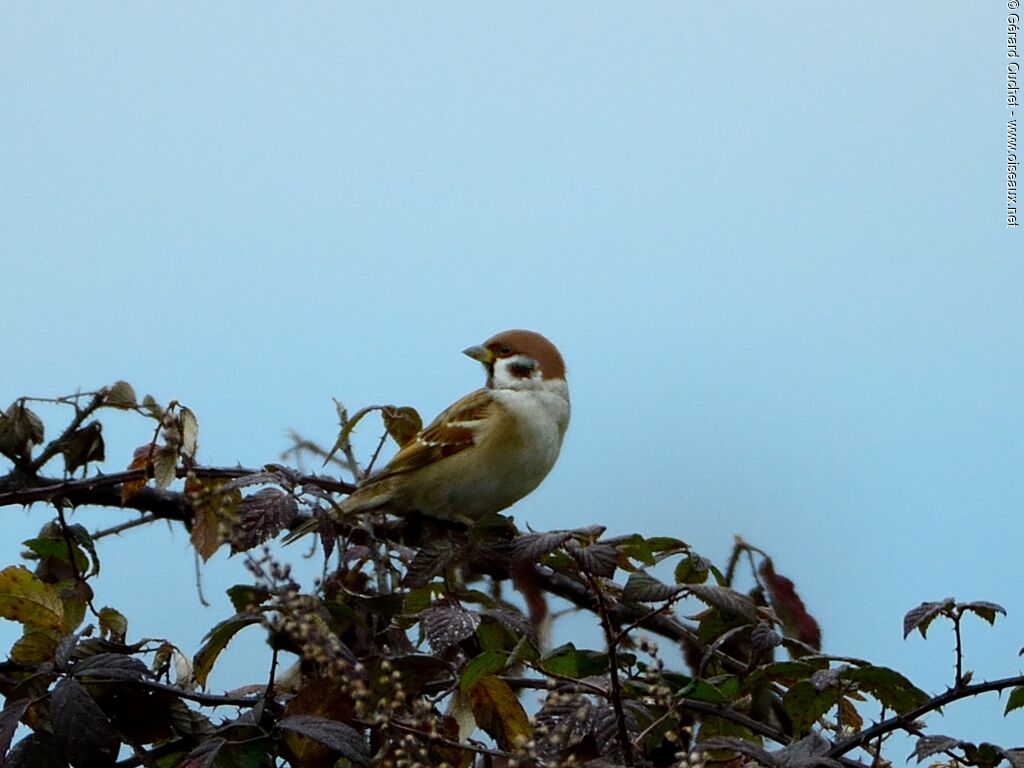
<box><xmin>509</xmin><ymin>361</ymin><xmax>536</xmax><ymax>378</ymax></box>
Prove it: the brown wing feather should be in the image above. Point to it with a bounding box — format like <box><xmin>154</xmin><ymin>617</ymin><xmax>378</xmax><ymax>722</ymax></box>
<box><xmin>364</xmin><ymin>389</ymin><xmax>493</xmax><ymax>481</ymax></box>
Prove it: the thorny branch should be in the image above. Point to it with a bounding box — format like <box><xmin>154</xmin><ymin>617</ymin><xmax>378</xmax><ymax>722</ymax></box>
<box><xmin>827</xmin><ymin>675</ymin><xmax>1024</xmax><ymax>759</ymax></box>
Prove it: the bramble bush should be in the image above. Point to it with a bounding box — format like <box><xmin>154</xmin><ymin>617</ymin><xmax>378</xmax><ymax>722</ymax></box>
<box><xmin>1</xmin><ymin>384</ymin><xmax>1022</xmax><ymax>768</ymax></box>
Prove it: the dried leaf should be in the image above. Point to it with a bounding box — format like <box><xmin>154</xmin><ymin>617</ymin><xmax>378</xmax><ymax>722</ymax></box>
<box><xmin>0</xmin><ymin>565</ymin><xmax>64</xmax><ymax>631</ymax></box>
<box><xmin>151</xmin><ymin>445</ymin><xmax>178</xmax><ymax>490</ymax></box>
<box><xmin>179</xmin><ymin>407</ymin><xmax>199</xmax><ymax>459</ymax></box>
<box><xmin>0</xmin><ymin>402</ymin><xmax>44</xmax><ymax>460</ymax></box>
<box><xmin>96</xmin><ymin>607</ymin><xmax>127</xmax><ymax>643</ymax></box>
<box><xmin>187</xmin><ymin>476</ymin><xmax>240</xmax><ymax>562</ymax></box>
<box><xmin>104</xmin><ymin>381</ymin><xmax>137</xmax><ymax>408</ymax></box>
<box><xmin>60</xmin><ymin>422</ymin><xmax>105</xmax><ymax>475</ymax></box>
<box><xmin>468</xmin><ymin>675</ymin><xmax>531</xmax><ymax>751</ymax></box>
<box><xmin>761</xmin><ymin>559</ymin><xmax>821</xmax><ymax>650</ymax></box>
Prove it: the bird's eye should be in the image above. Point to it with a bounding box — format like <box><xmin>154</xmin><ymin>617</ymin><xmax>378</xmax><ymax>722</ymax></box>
<box><xmin>498</xmin><ymin>344</ymin><xmax>513</xmax><ymax>355</ymax></box>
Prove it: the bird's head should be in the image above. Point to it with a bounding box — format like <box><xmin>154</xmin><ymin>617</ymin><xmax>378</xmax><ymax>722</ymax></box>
<box><xmin>463</xmin><ymin>329</ymin><xmax>566</xmax><ymax>390</ymax></box>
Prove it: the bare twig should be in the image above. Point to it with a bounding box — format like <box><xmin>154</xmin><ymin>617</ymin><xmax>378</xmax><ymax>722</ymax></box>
<box><xmin>587</xmin><ymin>573</ymin><xmax>634</xmax><ymax>766</ymax></box>
<box><xmin>92</xmin><ymin>514</ymin><xmax>158</xmax><ymax>539</ymax></box>
<box><xmin>30</xmin><ymin>391</ymin><xmax>106</xmax><ymax>472</ymax></box>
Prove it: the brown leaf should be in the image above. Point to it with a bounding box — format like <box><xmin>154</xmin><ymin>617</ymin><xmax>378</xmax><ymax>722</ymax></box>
<box><xmin>179</xmin><ymin>407</ymin><xmax>199</xmax><ymax>459</ymax></box>
<box><xmin>0</xmin><ymin>402</ymin><xmax>45</xmax><ymax>461</ymax></box>
<box><xmin>468</xmin><ymin>675</ymin><xmax>531</xmax><ymax>751</ymax></box>
<box><xmin>187</xmin><ymin>477</ymin><xmax>241</xmax><ymax>561</ymax></box>
<box><xmin>151</xmin><ymin>445</ymin><xmax>179</xmax><ymax>490</ymax></box>
<box><xmin>761</xmin><ymin>560</ymin><xmax>821</xmax><ymax>650</ymax></box>
<box><xmin>103</xmin><ymin>381</ymin><xmax>137</xmax><ymax>409</ymax></box>
<box><xmin>121</xmin><ymin>445</ymin><xmax>154</xmax><ymax>504</ymax></box>
<box><xmin>229</xmin><ymin>489</ymin><xmax>299</xmax><ymax>553</ymax></box>
<box><xmin>61</xmin><ymin>422</ymin><xmax>105</xmax><ymax>475</ymax></box>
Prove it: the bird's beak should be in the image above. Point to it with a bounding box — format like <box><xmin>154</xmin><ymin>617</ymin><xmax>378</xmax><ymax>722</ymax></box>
<box><xmin>462</xmin><ymin>344</ymin><xmax>492</xmax><ymax>364</ymax></box>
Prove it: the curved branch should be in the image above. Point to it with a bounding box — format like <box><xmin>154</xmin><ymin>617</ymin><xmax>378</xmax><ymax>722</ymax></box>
<box><xmin>0</xmin><ymin>466</ymin><xmax>356</xmax><ymax>523</ymax></box>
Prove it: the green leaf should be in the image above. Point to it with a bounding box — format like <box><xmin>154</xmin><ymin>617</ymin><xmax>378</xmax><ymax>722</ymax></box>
<box><xmin>460</xmin><ymin>650</ymin><xmax>509</xmax><ymax>695</ymax></box>
<box><xmin>961</xmin><ymin>600</ymin><xmax>1007</xmax><ymax>626</ymax></box>
<box><xmin>679</xmin><ymin>678</ymin><xmax>733</xmax><ymax>705</ymax></box>
<box><xmin>674</xmin><ymin>555</ymin><xmax>711</xmax><ymax>585</ymax></box>
<box><xmin>688</xmin><ymin>584</ymin><xmax>757</xmax><ymax>621</ymax></box>
<box><xmin>192</xmin><ymin>612</ymin><xmax>263</xmax><ymax>688</ymax></box>
<box><xmin>566</xmin><ymin>541</ymin><xmax>618</xmax><ymax>578</ymax></box>
<box><xmin>226</xmin><ymin>585</ymin><xmax>271</xmax><ymax>614</ymax></box>
<box><xmin>1005</xmin><ymin>686</ymin><xmax>1024</xmax><ymax>716</ymax></box>
<box><xmin>783</xmin><ymin>680</ymin><xmax>840</xmax><ymax>734</ymax></box>
<box><xmin>963</xmin><ymin>742</ymin><xmax>1004</xmax><ymax>768</ymax></box>
<box><xmin>539</xmin><ymin>643</ymin><xmax>609</xmax><ymax>679</ymax></box>
<box><xmin>622</xmin><ymin>571</ymin><xmax>682</xmax><ymax>603</ymax></box>
<box><xmin>512</xmin><ymin>530</ymin><xmax>573</xmax><ymax>562</ymax></box>
<box><xmin>843</xmin><ymin>665</ymin><xmax>928</xmax><ymax>713</ymax></box>
<box><xmin>0</xmin><ymin>565</ymin><xmax>64</xmax><ymax>631</ymax></box>
<box><xmin>66</xmin><ymin>524</ymin><xmax>100</xmax><ymax>577</ymax></box>
<box><xmin>614</xmin><ymin>534</ymin><xmax>657</xmax><ymax>567</ymax></box>
<box><xmin>21</xmin><ymin>538</ymin><xmax>90</xmax><ymax>575</ymax></box>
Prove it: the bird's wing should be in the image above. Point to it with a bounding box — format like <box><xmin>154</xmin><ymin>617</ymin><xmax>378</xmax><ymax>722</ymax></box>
<box><xmin>365</xmin><ymin>388</ymin><xmax>496</xmax><ymax>481</ymax></box>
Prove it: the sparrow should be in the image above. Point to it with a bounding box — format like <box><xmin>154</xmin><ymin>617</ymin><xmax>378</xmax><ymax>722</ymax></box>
<box><xmin>287</xmin><ymin>330</ymin><xmax>569</xmax><ymax>538</ymax></box>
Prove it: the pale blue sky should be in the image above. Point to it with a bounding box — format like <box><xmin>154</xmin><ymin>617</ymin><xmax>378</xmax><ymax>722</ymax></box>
<box><xmin>2</xmin><ymin>2</ymin><xmax>1021</xmax><ymax>752</ymax></box>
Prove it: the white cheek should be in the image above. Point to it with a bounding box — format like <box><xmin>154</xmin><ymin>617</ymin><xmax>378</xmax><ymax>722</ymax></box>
<box><xmin>491</xmin><ymin>356</ymin><xmax>543</xmax><ymax>389</ymax></box>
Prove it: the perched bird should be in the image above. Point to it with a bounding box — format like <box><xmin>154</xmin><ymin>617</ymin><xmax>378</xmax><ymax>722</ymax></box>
<box><xmin>288</xmin><ymin>329</ymin><xmax>569</xmax><ymax>538</ymax></box>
